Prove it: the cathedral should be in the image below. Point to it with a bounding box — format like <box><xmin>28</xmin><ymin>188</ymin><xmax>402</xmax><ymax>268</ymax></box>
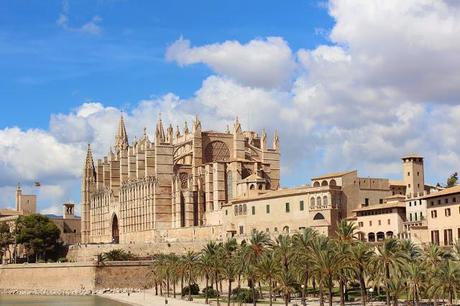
<box><xmin>81</xmin><ymin>115</ymin><xmax>280</xmax><ymax>244</ymax></box>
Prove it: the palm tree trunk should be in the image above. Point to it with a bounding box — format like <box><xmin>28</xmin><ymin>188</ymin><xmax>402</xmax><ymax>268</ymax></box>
<box><xmin>449</xmin><ymin>292</ymin><xmax>453</xmax><ymax>306</ymax></box>
<box><xmin>188</xmin><ymin>273</ymin><xmax>192</xmax><ymax>301</ymax></box>
<box><xmin>393</xmin><ymin>295</ymin><xmax>398</xmax><ymax>306</ymax></box>
<box><xmin>160</xmin><ymin>282</ymin><xmax>163</xmax><ymax>296</ymax></box>
<box><xmin>181</xmin><ymin>275</ymin><xmax>184</xmax><ymax>298</ymax></box>
<box><xmin>173</xmin><ymin>279</ymin><xmax>176</xmax><ymax>298</ymax></box>
<box><xmin>167</xmin><ymin>275</ymin><xmax>170</xmax><ymax>297</ymax></box>
<box><xmin>205</xmin><ymin>274</ymin><xmax>209</xmax><ymax>304</ymax></box>
<box><xmin>301</xmin><ymin>271</ymin><xmax>308</xmax><ymax>306</ymax></box>
<box><xmin>227</xmin><ymin>279</ymin><xmax>232</xmax><ymax>306</ymax></box>
<box><xmin>251</xmin><ymin>278</ymin><xmax>257</xmax><ymax>306</ymax></box>
<box><xmin>258</xmin><ymin>281</ymin><xmax>263</xmax><ymax>299</ymax></box>
<box><xmin>155</xmin><ymin>281</ymin><xmax>158</xmax><ymax>295</ymax></box>
<box><xmin>339</xmin><ymin>279</ymin><xmax>345</xmax><ymax>306</ymax></box>
<box><xmin>319</xmin><ymin>282</ymin><xmax>324</xmax><ymax>306</ymax></box>
<box><xmin>313</xmin><ymin>279</ymin><xmax>317</xmax><ymax>298</ymax></box>
<box><xmin>269</xmin><ymin>277</ymin><xmax>273</xmax><ymax>306</ymax></box>
<box><xmin>328</xmin><ymin>276</ymin><xmax>333</xmax><ymax>306</ymax></box>
<box><xmin>358</xmin><ymin>270</ymin><xmax>366</xmax><ymax>306</ymax></box>
<box><xmin>385</xmin><ymin>264</ymin><xmax>391</xmax><ymax>306</ymax></box>
<box><xmin>285</xmin><ymin>293</ymin><xmax>289</xmax><ymax>306</ymax></box>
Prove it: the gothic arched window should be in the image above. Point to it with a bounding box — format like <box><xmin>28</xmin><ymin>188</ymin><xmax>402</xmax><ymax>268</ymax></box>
<box><xmin>204</xmin><ymin>141</ymin><xmax>230</xmax><ymax>163</ymax></box>
<box><xmin>316</xmin><ymin>196</ymin><xmax>322</xmax><ymax>209</ymax></box>
<box><xmin>226</xmin><ymin>171</ymin><xmax>233</xmax><ymax>201</ymax></box>
<box><xmin>310</xmin><ymin>197</ymin><xmax>315</xmax><ymax>209</ymax></box>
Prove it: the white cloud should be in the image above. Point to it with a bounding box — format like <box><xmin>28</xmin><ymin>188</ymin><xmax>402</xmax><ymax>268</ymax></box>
<box><xmin>3</xmin><ymin>0</ymin><xmax>460</xmax><ymax>214</ymax></box>
<box><xmin>166</xmin><ymin>37</ymin><xmax>296</xmax><ymax>89</ymax></box>
<box><xmin>56</xmin><ymin>0</ymin><xmax>102</xmax><ymax>35</ymax></box>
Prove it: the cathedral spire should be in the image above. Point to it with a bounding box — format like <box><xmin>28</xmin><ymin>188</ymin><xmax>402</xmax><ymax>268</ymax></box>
<box><xmin>155</xmin><ymin>114</ymin><xmax>166</xmax><ymax>143</ymax></box>
<box><xmin>234</xmin><ymin>116</ymin><xmax>242</xmax><ymax>134</ymax></box>
<box><xmin>193</xmin><ymin>114</ymin><xmax>202</xmax><ymax>132</ymax></box>
<box><xmin>115</xmin><ymin>114</ymin><xmax>129</xmax><ymax>152</ymax></box>
<box><xmin>273</xmin><ymin>130</ymin><xmax>280</xmax><ymax>151</ymax></box>
<box><xmin>84</xmin><ymin>144</ymin><xmax>95</xmax><ymax>171</ymax></box>
<box><xmin>261</xmin><ymin>129</ymin><xmax>267</xmax><ymax>150</ymax></box>
<box><xmin>184</xmin><ymin>121</ymin><xmax>189</xmax><ymax>134</ymax></box>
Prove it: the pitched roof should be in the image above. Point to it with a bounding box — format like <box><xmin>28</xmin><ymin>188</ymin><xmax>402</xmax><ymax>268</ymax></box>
<box><xmin>311</xmin><ymin>170</ymin><xmax>356</xmax><ymax>180</ymax></box>
<box><xmin>422</xmin><ymin>185</ymin><xmax>460</xmax><ymax>199</ymax></box>
<box><xmin>389</xmin><ymin>180</ymin><xmax>406</xmax><ymax>187</ymax></box>
<box><xmin>353</xmin><ymin>202</ymin><xmax>406</xmax><ymax>212</ymax></box>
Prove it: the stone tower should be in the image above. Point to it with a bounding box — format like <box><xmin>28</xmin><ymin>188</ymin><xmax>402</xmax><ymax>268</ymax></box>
<box><xmin>81</xmin><ymin>144</ymin><xmax>96</xmax><ymax>243</ymax></box>
<box><xmin>402</xmin><ymin>154</ymin><xmax>425</xmax><ymax>198</ymax></box>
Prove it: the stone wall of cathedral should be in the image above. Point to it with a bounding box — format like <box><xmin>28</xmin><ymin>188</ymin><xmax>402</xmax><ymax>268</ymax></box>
<box><xmin>81</xmin><ymin>115</ymin><xmax>280</xmax><ymax>244</ymax></box>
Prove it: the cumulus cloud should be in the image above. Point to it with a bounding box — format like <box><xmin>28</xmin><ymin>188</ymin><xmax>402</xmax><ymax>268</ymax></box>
<box><xmin>3</xmin><ymin>0</ymin><xmax>460</xmax><ymax>213</ymax></box>
<box><xmin>166</xmin><ymin>37</ymin><xmax>296</xmax><ymax>89</ymax></box>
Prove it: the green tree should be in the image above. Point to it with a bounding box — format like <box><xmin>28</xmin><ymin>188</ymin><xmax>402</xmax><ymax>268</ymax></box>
<box><xmin>432</xmin><ymin>260</ymin><xmax>460</xmax><ymax>305</ymax></box>
<box><xmin>255</xmin><ymin>251</ymin><xmax>280</xmax><ymax>306</ymax></box>
<box><xmin>446</xmin><ymin>172</ymin><xmax>458</xmax><ymax>188</ymax></box>
<box><xmin>292</xmin><ymin>228</ymin><xmax>317</xmax><ymax>305</ymax></box>
<box><xmin>349</xmin><ymin>241</ymin><xmax>374</xmax><ymax>306</ymax></box>
<box><xmin>15</xmin><ymin>214</ymin><xmax>61</xmax><ymax>262</ymax></box>
<box><xmin>182</xmin><ymin>251</ymin><xmax>199</xmax><ymax>301</ymax></box>
<box><xmin>242</xmin><ymin>230</ymin><xmax>272</xmax><ymax>306</ymax></box>
<box><xmin>0</xmin><ymin>222</ymin><xmax>14</xmax><ymax>262</ymax></box>
<box><xmin>372</xmin><ymin>238</ymin><xmax>408</xmax><ymax>306</ymax></box>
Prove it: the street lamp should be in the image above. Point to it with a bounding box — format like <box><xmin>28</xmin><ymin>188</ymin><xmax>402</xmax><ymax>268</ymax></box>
<box><xmin>368</xmin><ymin>288</ymin><xmax>374</xmax><ymax>306</ymax></box>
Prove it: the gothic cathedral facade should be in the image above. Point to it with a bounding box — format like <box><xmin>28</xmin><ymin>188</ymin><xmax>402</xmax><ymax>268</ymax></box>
<box><xmin>81</xmin><ymin>116</ymin><xmax>280</xmax><ymax>243</ymax></box>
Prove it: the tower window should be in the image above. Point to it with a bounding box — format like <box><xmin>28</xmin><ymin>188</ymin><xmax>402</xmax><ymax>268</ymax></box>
<box><xmin>285</xmin><ymin>202</ymin><xmax>290</xmax><ymax>213</ymax></box>
<box><xmin>266</xmin><ymin>204</ymin><xmax>270</xmax><ymax>214</ymax></box>
<box><xmin>251</xmin><ymin>206</ymin><xmax>255</xmax><ymax>215</ymax></box>
<box><xmin>299</xmin><ymin>200</ymin><xmax>304</xmax><ymax>211</ymax></box>
<box><xmin>408</xmin><ymin>172</ymin><xmax>410</xmax><ymax>176</ymax></box>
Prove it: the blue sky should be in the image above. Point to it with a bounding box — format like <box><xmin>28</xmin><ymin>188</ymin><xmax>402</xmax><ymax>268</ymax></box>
<box><xmin>0</xmin><ymin>0</ymin><xmax>332</xmax><ymax>129</ymax></box>
<box><xmin>1</xmin><ymin>1</ymin><xmax>460</xmax><ymax>214</ymax></box>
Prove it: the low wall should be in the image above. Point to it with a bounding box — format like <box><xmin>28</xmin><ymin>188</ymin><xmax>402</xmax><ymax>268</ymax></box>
<box><xmin>0</xmin><ymin>261</ymin><xmax>152</xmax><ymax>291</ymax></box>
<box><xmin>67</xmin><ymin>241</ymin><xmax>210</xmax><ymax>262</ymax></box>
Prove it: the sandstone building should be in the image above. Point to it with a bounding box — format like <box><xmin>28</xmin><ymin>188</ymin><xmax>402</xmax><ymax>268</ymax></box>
<box><xmin>81</xmin><ymin>116</ymin><xmax>280</xmax><ymax>244</ymax></box>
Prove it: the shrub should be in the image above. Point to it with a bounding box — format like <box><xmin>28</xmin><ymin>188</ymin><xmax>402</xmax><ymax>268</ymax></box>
<box><xmin>232</xmin><ymin>288</ymin><xmax>258</xmax><ymax>303</ymax></box>
<box><xmin>202</xmin><ymin>286</ymin><xmax>218</xmax><ymax>298</ymax></box>
<box><xmin>100</xmin><ymin>249</ymin><xmax>132</xmax><ymax>261</ymax></box>
<box><xmin>58</xmin><ymin>257</ymin><xmax>68</xmax><ymax>263</ymax></box>
<box><xmin>182</xmin><ymin>283</ymin><xmax>200</xmax><ymax>296</ymax></box>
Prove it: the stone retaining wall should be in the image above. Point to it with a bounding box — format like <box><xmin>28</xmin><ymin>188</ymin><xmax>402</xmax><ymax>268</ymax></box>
<box><xmin>0</xmin><ymin>261</ymin><xmax>152</xmax><ymax>291</ymax></box>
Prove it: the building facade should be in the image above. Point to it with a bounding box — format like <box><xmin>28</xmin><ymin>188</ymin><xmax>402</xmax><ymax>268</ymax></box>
<box><xmin>81</xmin><ymin>116</ymin><xmax>280</xmax><ymax>244</ymax></box>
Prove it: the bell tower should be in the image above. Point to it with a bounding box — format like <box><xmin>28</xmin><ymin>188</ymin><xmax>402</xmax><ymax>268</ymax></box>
<box><xmin>402</xmin><ymin>154</ymin><xmax>425</xmax><ymax>198</ymax></box>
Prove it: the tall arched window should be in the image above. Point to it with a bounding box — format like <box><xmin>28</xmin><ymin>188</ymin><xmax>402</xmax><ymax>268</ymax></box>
<box><xmin>238</xmin><ymin>205</ymin><xmax>242</xmax><ymax>215</ymax></box>
<box><xmin>310</xmin><ymin>197</ymin><xmax>315</xmax><ymax>209</ymax></box>
<box><xmin>226</xmin><ymin>171</ymin><xmax>233</xmax><ymax>201</ymax></box>
<box><xmin>323</xmin><ymin>196</ymin><xmax>328</xmax><ymax>207</ymax></box>
<box><xmin>243</xmin><ymin>204</ymin><xmax>247</xmax><ymax>215</ymax></box>
<box><xmin>316</xmin><ymin>196</ymin><xmax>322</xmax><ymax>209</ymax></box>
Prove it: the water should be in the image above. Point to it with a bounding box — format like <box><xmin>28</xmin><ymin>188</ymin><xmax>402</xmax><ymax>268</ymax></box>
<box><xmin>0</xmin><ymin>295</ymin><xmax>130</xmax><ymax>306</ymax></box>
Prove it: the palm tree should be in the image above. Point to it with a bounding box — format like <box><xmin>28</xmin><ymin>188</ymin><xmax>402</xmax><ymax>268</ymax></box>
<box><xmin>276</xmin><ymin>269</ymin><xmax>297</xmax><ymax>306</ymax></box>
<box><xmin>199</xmin><ymin>252</ymin><xmax>215</xmax><ymax>304</ymax></box>
<box><xmin>432</xmin><ymin>260</ymin><xmax>460</xmax><ymax>305</ymax></box>
<box><xmin>243</xmin><ymin>230</ymin><xmax>272</xmax><ymax>306</ymax></box>
<box><xmin>255</xmin><ymin>251</ymin><xmax>280</xmax><ymax>306</ymax></box>
<box><xmin>406</xmin><ymin>262</ymin><xmax>425</xmax><ymax>306</ymax></box>
<box><xmin>372</xmin><ymin>238</ymin><xmax>407</xmax><ymax>306</ymax></box>
<box><xmin>349</xmin><ymin>241</ymin><xmax>374</xmax><ymax>306</ymax></box>
<box><xmin>423</xmin><ymin>243</ymin><xmax>448</xmax><ymax>305</ymax></box>
<box><xmin>292</xmin><ymin>228</ymin><xmax>317</xmax><ymax>305</ymax></box>
<box><xmin>182</xmin><ymin>251</ymin><xmax>199</xmax><ymax>301</ymax></box>
<box><xmin>219</xmin><ymin>238</ymin><xmax>238</xmax><ymax>306</ymax></box>
<box><xmin>336</xmin><ymin>220</ymin><xmax>358</xmax><ymax>243</ymax></box>
<box><xmin>309</xmin><ymin>235</ymin><xmax>344</xmax><ymax>306</ymax></box>
<box><xmin>387</xmin><ymin>275</ymin><xmax>405</xmax><ymax>306</ymax></box>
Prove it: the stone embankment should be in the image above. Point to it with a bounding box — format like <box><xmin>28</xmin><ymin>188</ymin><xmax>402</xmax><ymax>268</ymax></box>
<box><xmin>0</xmin><ymin>288</ymin><xmax>141</xmax><ymax>296</ymax></box>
